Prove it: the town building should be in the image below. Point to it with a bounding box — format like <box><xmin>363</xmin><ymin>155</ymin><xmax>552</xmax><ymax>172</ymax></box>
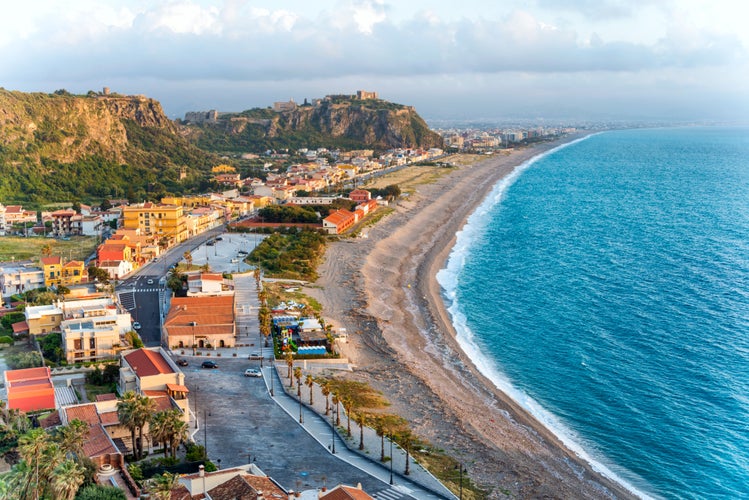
<box><xmin>322</xmin><ymin>209</ymin><xmax>356</xmax><ymax>235</ymax></box>
<box><xmin>4</xmin><ymin>366</ymin><xmax>56</xmax><ymax>412</ymax></box>
<box><xmin>41</xmin><ymin>256</ymin><xmax>63</xmax><ymax>287</ymax></box>
<box><xmin>118</xmin><ymin>347</ymin><xmax>190</xmax><ymax>422</ymax></box>
<box><xmin>121</xmin><ymin>202</ymin><xmax>188</xmax><ymax>247</ymax></box>
<box><xmin>60</xmin><ymin>297</ymin><xmax>133</xmax><ymax>363</ymax></box>
<box><xmin>173</xmin><ymin>463</ymin><xmax>287</xmax><ymax>499</ymax></box>
<box><xmin>0</xmin><ymin>263</ymin><xmax>44</xmax><ymax>299</ymax></box>
<box><xmin>348</xmin><ymin>189</ymin><xmax>372</xmax><ymax>203</ymax></box>
<box><xmin>162</xmin><ymin>295</ymin><xmax>236</xmax><ymax>350</ymax></box>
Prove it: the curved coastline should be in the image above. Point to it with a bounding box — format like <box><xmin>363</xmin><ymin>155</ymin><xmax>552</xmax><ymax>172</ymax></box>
<box><xmin>435</xmin><ymin>133</ymin><xmax>652</xmax><ymax>499</ymax></box>
<box><xmin>310</xmin><ymin>133</ymin><xmax>639</xmax><ymax>499</ymax></box>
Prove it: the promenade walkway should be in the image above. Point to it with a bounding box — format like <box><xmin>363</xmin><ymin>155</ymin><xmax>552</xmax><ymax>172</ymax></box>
<box><xmin>262</xmin><ymin>360</ymin><xmax>456</xmax><ymax>500</ymax></box>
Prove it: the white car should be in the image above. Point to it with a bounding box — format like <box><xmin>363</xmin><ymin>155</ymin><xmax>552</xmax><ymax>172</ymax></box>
<box><xmin>244</xmin><ymin>368</ymin><xmax>262</xmax><ymax>378</ymax></box>
<box><xmin>132</xmin><ymin>322</ymin><xmax>141</xmax><ymax>330</ymax></box>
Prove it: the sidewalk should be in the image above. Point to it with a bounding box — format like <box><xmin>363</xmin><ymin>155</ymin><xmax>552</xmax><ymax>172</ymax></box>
<box><xmin>263</xmin><ymin>361</ymin><xmax>456</xmax><ymax>500</ymax></box>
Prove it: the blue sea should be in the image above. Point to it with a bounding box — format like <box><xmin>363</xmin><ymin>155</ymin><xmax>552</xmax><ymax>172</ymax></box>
<box><xmin>437</xmin><ymin>127</ymin><xmax>749</xmax><ymax>499</ymax></box>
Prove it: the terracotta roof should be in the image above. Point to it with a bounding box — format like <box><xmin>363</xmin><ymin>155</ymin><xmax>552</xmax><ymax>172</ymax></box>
<box><xmin>41</xmin><ymin>256</ymin><xmax>62</xmax><ymax>266</ymax></box>
<box><xmin>324</xmin><ymin>209</ymin><xmax>355</xmax><ymax>226</ymax></box>
<box><xmin>96</xmin><ymin>393</ymin><xmax>118</xmax><ymax>401</ymax></box>
<box><xmin>99</xmin><ymin>411</ymin><xmax>120</xmax><ymax>426</ymax></box>
<box><xmin>65</xmin><ymin>404</ymin><xmax>101</xmax><ymax>426</ymax></box>
<box><xmin>12</xmin><ymin>320</ymin><xmax>29</xmax><ymax>333</ymax></box>
<box><xmin>124</xmin><ymin>348</ymin><xmax>175</xmax><ymax>377</ymax></box>
<box><xmin>150</xmin><ymin>395</ymin><xmax>175</xmax><ymax>413</ymax></box>
<box><xmin>83</xmin><ymin>423</ymin><xmax>120</xmax><ymax>458</ymax></box>
<box><xmin>63</xmin><ymin>260</ymin><xmax>84</xmax><ymax>268</ymax></box>
<box><xmin>164</xmin><ymin>296</ymin><xmax>235</xmax><ymax>338</ymax></box>
<box><xmin>5</xmin><ymin>366</ymin><xmax>51</xmax><ymax>382</ymax></box>
<box><xmin>320</xmin><ymin>485</ymin><xmax>374</xmax><ymax>500</ymax></box>
<box><xmin>166</xmin><ymin>383</ymin><xmax>190</xmax><ymax>393</ymax></box>
<box><xmin>52</xmin><ymin>209</ymin><xmax>76</xmax><ymax>216</ymax></box>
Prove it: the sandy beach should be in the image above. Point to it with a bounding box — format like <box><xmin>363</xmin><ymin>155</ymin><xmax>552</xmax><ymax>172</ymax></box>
<box><xmin>305</xmin><ymin>136</ymin><xmax>637</xmax><ymax>499</ymax></box>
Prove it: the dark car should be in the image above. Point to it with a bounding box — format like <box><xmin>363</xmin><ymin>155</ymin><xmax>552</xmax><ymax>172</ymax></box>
<box><xmin>201</xmin><ymin>360</ymin><xmax>218</xmax><ymax>369</ymax></box>
<box><xmin>176</xmin><ymin>359</ymin><xmax>188</xmax><ymax>367</ymax></box>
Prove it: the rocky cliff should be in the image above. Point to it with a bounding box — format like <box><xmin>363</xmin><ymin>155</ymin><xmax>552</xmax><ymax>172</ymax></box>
<box><xmin>0</xmin><ymin>89</ymin><xmax>181</xmax><ymax>164</ymax></box>
<box><xmin>186</xmin><ymin>97</ymin><xmax>444</xmax><ymax>152</ymax></box>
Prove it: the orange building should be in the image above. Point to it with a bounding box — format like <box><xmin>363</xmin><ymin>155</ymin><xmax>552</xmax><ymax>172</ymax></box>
<box><xmin>322</xmin><ymin>209</ymin><xmax>356</xmax><ymax>235</ymax></box>
<box><xmin>4</xmin><ymin>366</ymin><xmax>56</xmax><ymax>412</ymax></box>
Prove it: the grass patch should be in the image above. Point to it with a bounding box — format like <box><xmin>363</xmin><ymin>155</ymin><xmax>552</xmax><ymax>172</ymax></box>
<box><xmin>262</xmin><ymin>282</ymin><xmax>322</xmax><ymax>313</ymax></box>
<box><xmin>85</xmin><ymin>384</ymin><xmax>116</xmax><ymax>401</ymax></box>
<box><xmin>413</xmin><ymin>449</ymin><xmax>487</xmax><ymax>500</ymax></box>
<box><xmin>0</xmin><ymin>235</ymin><xmax>98</xmax><ymax>262</ymax></box>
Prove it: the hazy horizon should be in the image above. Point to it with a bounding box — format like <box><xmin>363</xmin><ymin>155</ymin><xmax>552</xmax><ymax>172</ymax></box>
<box><xmin>3</xmin><ymin>1</ymin><xmax>747</xmax><ymax>123</ymax></box>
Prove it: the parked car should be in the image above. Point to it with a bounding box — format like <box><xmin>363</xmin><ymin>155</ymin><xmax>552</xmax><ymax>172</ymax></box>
<box><xmin>201</xmin><ymin>360</ymin><xmax>218</xmax><ymax>369</ymax></box>
<box><xmin>146</xmin><ymin>279</ymin><xmax>154</xmax><ymax>285</ymax></box>
<box><xmin>244</xmin><ymin>368</ymin><xmax>262</xmax><ymax>378</ymax></box>
<box><xmin>132</xmin><ymin>322</ymin><xmax>141</xmax><ymax>330</ymax></box>
<box><xmin>247</xmin><ymin>352</ymin><xmax>263</xmax><ymax>360</ymax></box>
<box><xmin>176</xmin><ymin>359</ymin><xmax>188</xmax><ymax>367</ymax></box>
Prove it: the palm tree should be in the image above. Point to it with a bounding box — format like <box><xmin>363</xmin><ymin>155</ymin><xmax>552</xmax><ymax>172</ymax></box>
<box><xmin>41</xmin><ymin>244</ymin><xmax>52</xmax><ymax>257</ymax></box>
<box><xmin>51</xmin><ymin>460</ymin><xmax>84</xmax><ymax>500</ymax></box>
<box><xmin>117</xmin><ymin>391</ymin><xmax>139</xmax><ymax>459</ymax></box>
<box><xmin>356</xmin><ymin>411</ymin><xmax>366</xmax><ymax>450</ymax></box>
<box><xmin>285</xmin><ymin>351</ymin><xmax>294</xmax><ymax>383</ymax></box>
<box><xmin>372</xmin><ymin>416</ymin><xmax>386</xmax><ymax>462</ymax></box>
<box><xmin>18</xmin><ymin>428</ymin><xmax>50</xmax><ymax>499</ymax></box>
<box><xmin>150</xmin><ymin>472</ymin><xmax>178</xmax><ymax>500</ymax></box>
<box><xmin>305</xmin><ymin>375</ymin><xmax>314</xmax><ymax>405</ymax></box>
<box><xmin>183</xmin><ymin>250</ymin><xmax>193</xmax><ymax>269</ymax></box>
<box><xmin>56</xmin><ymin>419</ymin><xmax>88</xmax><ymax>462</ymax></box>
<box><xmin>149</xmin><ymin>411</ymin><xmax>169</xmax><ymax>457</ymax></box>
<box><xmin>342</xmin><ymin>397</ymin><xmax>353</xmax><ymax>437</ymax></box>
<box><xmin>294</xmin><ymin>367</ymin><xmax>303</xmax><ymax>397</ymax></box>
<box><xmin>166</xmin><ymin>410</ymin><xmax>189</xmax><ymax>459</ymax></box>
<box><xmin>134</xmin><ymin>395</ymin><xmax>155</xmax><ymax>459</ymax></box>
<box><xmin>331</xmin><ymin>393</ymin><xmax>340</xmax><ymax>426</ymax></box>
<box><xmin>320</xmin><ymin>381</ymin><xmax>331</xmax><ymax>415</ymax></box>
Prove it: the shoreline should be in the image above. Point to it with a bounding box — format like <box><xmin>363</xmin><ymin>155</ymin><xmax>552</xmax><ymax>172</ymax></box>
<box><xmin>307</xmin><ymin>135</ymin><xmax>638</xmax><ymax>499</ymax></box>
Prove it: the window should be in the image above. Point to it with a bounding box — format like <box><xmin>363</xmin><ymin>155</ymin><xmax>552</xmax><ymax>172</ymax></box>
<box><xmin>89</xmin><ymin>338</ymin><xmax>96</xmax><ymax>349</ymax></box>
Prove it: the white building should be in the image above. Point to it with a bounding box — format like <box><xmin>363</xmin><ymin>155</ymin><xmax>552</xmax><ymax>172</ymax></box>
<box><xmin>0</xmin><ymin>263</ymin><xmax>44</xmax><ymax>299</ymax></box>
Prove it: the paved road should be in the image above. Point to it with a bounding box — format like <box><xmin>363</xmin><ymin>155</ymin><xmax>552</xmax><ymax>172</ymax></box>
<box><xmin>181</xmin><ymin>356</ymin><xmax>400</xmax><ymax>497</ymax></box>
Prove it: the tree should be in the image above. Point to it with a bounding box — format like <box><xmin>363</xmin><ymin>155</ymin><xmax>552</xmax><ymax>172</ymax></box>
<box><xmin>56</xmin><ymin>419</ymin><xmax>87</xmax><ymax>462</ymax></box>
<box><xmin>342</xmin><ymin>397</ymin><xmax>353</xmax><ymax>437</ymax></box>
<box><xmin>305</xmin><ymin>374</ymin><xmax>314</xmax><ymax>405</ymax></box>
<box><xmin>87</xmin><ymin>265</ymin><xmax>110</xmax><ymax>284</ymax></box>
<box><xmin>320</xmin><ymin>381</ymin><xmax>331</xmax><ymax>415</ymax></box>
<box><xmin>183</xmin><ymin>250</ymin><xmax>193</xmax><ymax>269</ymax></box>
<box><xmin>356</xmin><ymin>411</ymin><xmax>366</xmax><ymax>450</ymax></box>
<box><xmin>51</xmin><ymin>460</ymin><xmax>84</xmax><ymax>500</ymax></box>
<box><xmin>294</xmin><ymin>367</ymin><xmax>302</xmax><ymax>397</ymax></box>
<box><xmin>117</xmin><ymin>392</ymin><xmax>140</xmax><ymax>459</ymax></box>
<box><xmin>285</xmin><ymin>351</ymin><xmax>294</xmax><ymax>385</ymax></box>
<box><xmin>331</xmin><ymin>393</ymin><xmax>340</xmax><ymax>426</ymax></box>
<box><xmin>150</xmin><ymin>472</ymin><xmax>178</xmax><ymax>500</ymax></box>
<box><xmin>75</xmin><ymin>484</ymin><xmax>127</xmax><ymax>500</ymax></box>
<box><xmin>134</xmin><ymin>395</ymin><xmax>155</xmax><ymax>459</ymax></box>
<box><xmin>41</xmin><ymin>244</ymin><xmax>52</xmax><ymax>257</ymax></box>
<box><xmin>125</xmin><ymin>330</ymin><xmax>144</xmax><ymax>349</ymax></box>
<box><xmin>100</xmin><ymin>199</ymin><xmax>112</xmax><ymax>211</ymax></box>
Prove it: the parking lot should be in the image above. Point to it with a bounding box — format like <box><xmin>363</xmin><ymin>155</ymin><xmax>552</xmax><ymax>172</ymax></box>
<box><xmin>180</xmin><ymin>356</ymin><xmax>390</xmax><ymax>494</ymax></box>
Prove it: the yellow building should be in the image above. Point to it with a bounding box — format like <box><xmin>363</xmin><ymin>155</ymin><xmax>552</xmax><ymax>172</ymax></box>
<box><xmin>41</xmin><ymin>256</ymin><xmax>63</xmax><ymax>287</ymax></box>
<box><xmin>60</xmin><ymin>260</ymin><xmax>87</xmax><ymax>286</ymax></box>
<box><xmin>122</xmin><ymin>203</ymin><xmax>188</xmax><ymax>246</ymax></box>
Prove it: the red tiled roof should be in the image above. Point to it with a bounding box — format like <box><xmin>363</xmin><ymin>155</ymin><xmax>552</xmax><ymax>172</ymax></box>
<box><xmin>83</xmin><ymin>423</ymin><xmax>120</xmax><ymax>458</ymax></box>
<box><xmin>96</xmin><ymin>393</ymin><xmax>117</xmax><ymax>401</ymax></box>
<box><xmin>65</xmin><ymin>404</ymin><xmax>101</xmax><ymax>426</ymax></box>
<box><xmin>99</xmin><ymin>411</ymin><xmax>120</xmax><ymax>426</ymax></box>
<box><xmin>12</xmin><ymin>320</ymin><xmax>29</xmax><ymax>333</ymax></box>
<box><xmin>124</xmin><ymin>348</ymin><xmax>175</xmax><ymax>378</ymax></box>
<box><xmin>41</xmin><ymin>256</ymin><xmax>62</xmax><ymax>266</ymax></box>
<box><xmin>320</xmin><ymin>485</ymin><xmax>374</xmax><ymax>500</ymax></box>
<box><xmin>164</xmin><ymin>296</ymin><xmax>235</xmax><ymax>338</ymax></box>
<box><xmin>5</xmin><ymin>366</ymin><xmax>51</xmax><ymax>382</ymax></box>
<box><xmin>166</xmin><ymin>383</ymin><xmax>190</xmax><ymax>393</ymax></box>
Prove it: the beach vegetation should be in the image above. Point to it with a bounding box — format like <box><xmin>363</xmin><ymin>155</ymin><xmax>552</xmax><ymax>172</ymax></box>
<box><xmin>247</xmin><ymin>229</ymin><xmax>326</xmax><ymax>281</ymax></box>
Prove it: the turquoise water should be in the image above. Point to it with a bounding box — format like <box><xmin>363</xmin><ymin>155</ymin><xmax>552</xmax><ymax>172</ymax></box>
<box><xmin>437</xmin><ymin>128</ymin><xmax>749</xmax><ymax>499</ymax></box>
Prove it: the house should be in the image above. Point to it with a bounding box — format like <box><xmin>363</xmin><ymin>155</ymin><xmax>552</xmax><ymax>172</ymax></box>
<box><xmin>51</xmin><ymin>209</ymin><xmax>78</xmax><ymax>237</ymax></box>
<box><xmin>163</xmin><ymin>295</ymin><xmax>236</xmax><ymax>350</ymax></box>
<box><xmin>97</xmin><ymin>260</ymin><xmax>133</xmax><ymax>280</ymax></box>
<box><xmin>118</xmin><ymin>347</ymin><xmax>190</xmax><ymax>420</ymax></box>
<box><xmin>186</xmin><ymin>272</ymin><xmax>225</xmax><ymax>295</ymax></box>
<box><xmin>322</xmin><ymin>209</ymin><xmax>356</xmax><ymax>235</ymax></box>
<box><xmin>121</xmin><ymin>202</ymin><xmax>189</xmax><ymax>246</ymax></box>
<box><xmin>24</xmin><ymin>303</ymin><xmax>64</xmax><ymax>335</ymax></box>
<box><xmin>348</xmin><ymin>189</ymin><xmax>372</xmax><ymax>203</ymax></box>
<box><xmin>172</xmin><ymin>463</ymin><xmax>287</xmax><ymax>500</ymax></box>
<box><xmin>60</xmin><ymin>297</ymin><xmax>133</xmax><ymax>363</ymax></box>
<box><xmin>59</xmin><ymin>402</ymin><xmax>125</xmax><ymax>469</ymax></box>
<box><xmin>61</xmin><ymin>260</ymin><xmax>88</xmax><ymax>286</ymax></box>
<box><xmin>4</xmin><ymin>366</ymin><xmax>56</xmax><ymax>412</ymax></box>
<box><xmin>41</xmin><ymin>256</ymin><xmax>63</xmax><ymax>287</ymax></box>
<box><xmin>320</xmin><ymin>484</ymin><xmax>375</xmax><ymax>500</ymax></box>
<box><xmin>0</xmin><ymin>263</ymin><xmax>44</xmax><ymax>299</ymax></box>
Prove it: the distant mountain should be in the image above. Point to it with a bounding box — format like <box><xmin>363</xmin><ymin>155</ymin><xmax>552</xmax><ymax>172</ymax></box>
<box><xmin>182</xmin><ymin>95</ymin><xmax>444</xmax><ymax>153</ymax></box>
<box><xmin>0</xmin><ymin>89</ymin><xmax>216</xmax><ymax>205</ymax></box>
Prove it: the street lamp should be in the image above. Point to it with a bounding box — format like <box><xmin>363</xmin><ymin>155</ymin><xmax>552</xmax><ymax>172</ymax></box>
<box><xmin>389</xmin><ymin>436</ymin><xmax>393</xmax><ymax>485</ymax></box>
<box><xmin>331</xmin><ymin>412</ymin><xmax>336</xmax><ymax>454</ymax></box>
<box><xmin>191</xmin><ymin>321</ymin><xmax>198</xmax><ymax>355</ymax></box>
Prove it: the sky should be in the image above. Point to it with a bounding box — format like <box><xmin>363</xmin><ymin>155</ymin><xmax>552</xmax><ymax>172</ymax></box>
<box><xmin>2</xmin><ymin>0</ymin><xmax>748</xmax><ymax>123</ymax></box>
